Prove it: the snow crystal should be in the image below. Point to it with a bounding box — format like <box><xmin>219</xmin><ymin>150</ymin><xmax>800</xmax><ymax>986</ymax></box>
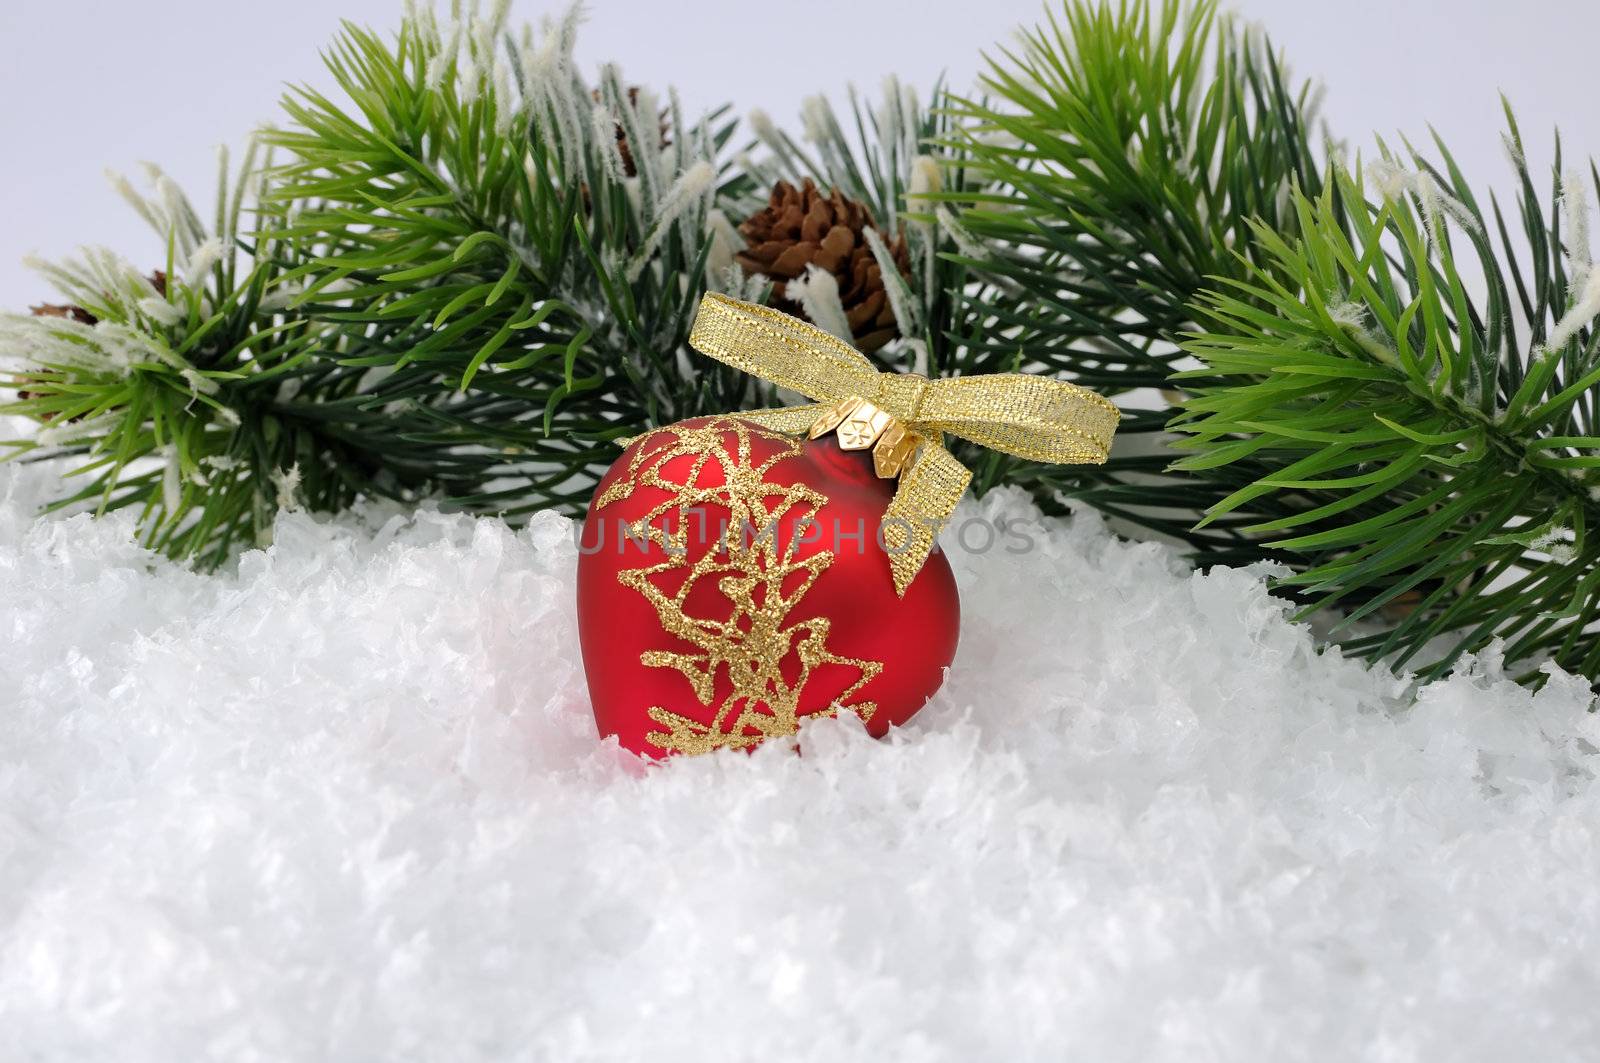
<box><xmin>3</xmin><ymin>465</ymin><xmax>1599</xmax><ymax>1060</ymax></box>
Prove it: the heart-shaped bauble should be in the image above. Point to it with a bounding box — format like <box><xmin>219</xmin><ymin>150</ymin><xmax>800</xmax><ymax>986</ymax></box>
<box><xmin>577</xmin><ymin>416</ymin><xmax>960</xmax><ymax>758</ymax></box>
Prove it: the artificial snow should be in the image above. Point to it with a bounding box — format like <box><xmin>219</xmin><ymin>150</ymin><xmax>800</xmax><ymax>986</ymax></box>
<box><xmin>3</xmin><ymin>461</ymin><xmax>1600</xmax><ymax>1061</ymax></box>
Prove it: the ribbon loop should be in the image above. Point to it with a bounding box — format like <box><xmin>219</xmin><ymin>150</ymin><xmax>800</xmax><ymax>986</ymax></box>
<box><xmin>688</xmin><ymin>292</ymin><xmax>1118</xmax><ymax>594</ymax></box>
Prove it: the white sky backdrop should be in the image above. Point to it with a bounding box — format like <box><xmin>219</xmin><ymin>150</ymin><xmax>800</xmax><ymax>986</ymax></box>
<box><xmin>1</xmin><ymin>0</ymin><xmax>1596</xmax><ymax>305</ymax></box>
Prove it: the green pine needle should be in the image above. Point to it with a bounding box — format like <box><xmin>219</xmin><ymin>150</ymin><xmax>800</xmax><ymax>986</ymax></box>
<box><xmin>1178</xmin><ymin>115</ymin><xmax>1600</xmax><ymax>683</ymax></box>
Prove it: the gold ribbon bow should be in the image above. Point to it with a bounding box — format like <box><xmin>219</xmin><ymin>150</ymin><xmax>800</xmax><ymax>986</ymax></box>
<box><xmin>687</xmin><ymin>292</ymin><xmax>1119</xmax><ymax>595</ymax></box>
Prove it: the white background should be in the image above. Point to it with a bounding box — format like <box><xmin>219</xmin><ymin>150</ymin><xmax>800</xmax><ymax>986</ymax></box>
<box><xmin>1</xmin><ymin>0</ymin><xmax>1596</xmax><ymax>304</ymax></box>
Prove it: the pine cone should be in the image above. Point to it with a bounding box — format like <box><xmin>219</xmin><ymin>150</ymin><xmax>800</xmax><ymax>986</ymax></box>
<box><xmin>28</xmin><ymin>302</ymin><xmax>97</xmax><ymax>326</ymax></box>
<box><xmin>735</xmin><ymin>179</ymin><xmax>910</xmax><ymax>354</ymax></box>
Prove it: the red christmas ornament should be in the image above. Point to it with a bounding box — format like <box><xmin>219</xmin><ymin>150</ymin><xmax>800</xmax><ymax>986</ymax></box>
<box><xmin>574</xmin><ymin>292</ymin><xmax>1119</xmax><ymax>757</ymax></box>
<box><xmin>577</xmin><ymin>416</ymin><xmax>960</xmax><ymax>758</ymax></box>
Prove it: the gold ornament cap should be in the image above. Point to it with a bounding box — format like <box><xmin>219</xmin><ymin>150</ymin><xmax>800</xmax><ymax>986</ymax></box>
<box><xmin>807</xmin><ymin>395</ymin><xmax>925</xmax><ymax>479</ymax></box>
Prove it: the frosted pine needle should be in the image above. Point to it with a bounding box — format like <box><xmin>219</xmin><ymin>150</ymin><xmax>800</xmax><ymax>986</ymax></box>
<box><xmin>935</xmin><ymin>207</ymin><xmax>988</xmax><ymax>262</ymax></box>
<box><xmin>590</xmin><ymin>104</ymin><xmax>629</xmax><ymax>184</ymax></box>
<box><xmin>271</xmin><ymin>463</ymin><xmax>303</xmax><ymax>512</ymax></box>
<box><xmin>1548</xmin><ymin>271</ymin><xmax>1600</xmax><ymax>352</ymax></box>
<box><xmin>1367</xmin><ymin>158</ymin><xmax>1482</xmax><ymax>247</ymax></box>
<box><xmin>105</xmin><ymin>169</ymin><xmax>163</xmax><ymax>234</ymax></box>
<box><xmin>800</xmin><ymin>96</ymin><xmax>831</xmax><ymax>145</ymax></box>
<box><xmin>459</xmin><ymin>56</ymin><xmax>482</xmax><ymax>106</ymax></box>
<box><xmin>427</xmin><ymin>22</ymin><xmax>461</xmax><ymax>90</ymax></box>
<box><xmin>747</xmin><ymin>109</ymin><xmax>780</xmax><ymax>147</ymax></box>
<box><xmin>1327</xmin><ymin>301</ymin><xmax>1367</xmax><ymax>328</ymax></box>
<box><xmin>492</xmin><ymin>55</ymin><xmax>516</xmax><ymax>137</ymax></box>
<box><xmin>787</xmin><ymin>265</ymin><xmax>854</xmax><ymax>343</ymax></box>
<box><xmin>624</xmin><ymin>161</ymin><xmax>714</xmax><ymax>282</ymax></box>
<box><xmin>863</xmin><ymin>227</ymin><xmax>918</xmax><ymax>336</ymax></box>
<box><xmin>702</xmin><ymin>209</ymin><xmax>743</xmax><ymax>286</ymax></box>
<box><xmin>184</xmin><ymin>237</ymin><xmax>229</xmax><ymax>284</ymax></box>
<box><xmin>908</xmin><ymin>155</ymin><xmax>942</xmax><ymax>208</ymax></box>
<box><xmin>137</xmin><ymin>298</ymin><xmax>183</xmax><ymax>328</ymax></box>
<box><xmin>1561</xmin><ymin>168</ymin><xmax>1593</xmax><ymax>294</ymax></box>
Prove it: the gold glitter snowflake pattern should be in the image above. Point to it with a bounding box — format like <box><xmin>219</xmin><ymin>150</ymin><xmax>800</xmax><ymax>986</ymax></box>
<box><xmin>594</xmin><ymin>418</ymin><xmax>883</xmax><ymax>756</ymax></box>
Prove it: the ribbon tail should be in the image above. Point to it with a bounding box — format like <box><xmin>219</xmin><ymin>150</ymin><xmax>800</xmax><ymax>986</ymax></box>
<box><xmin>881</xmin><ymin>444</ymin><xmax>972</xmax><ymax>597</ymax></box>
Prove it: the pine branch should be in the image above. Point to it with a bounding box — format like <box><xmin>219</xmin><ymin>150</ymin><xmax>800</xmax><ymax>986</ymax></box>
<box><xmin>3</xmin><ymin>4</ymin><xmax>762</xmax><ymax>561</ymax></box>
<box><xmin>1177</xmin><ymin>112</ymin><xmax>1600</xmax><ymax>683</ymax></box>
<box><xmin>940</xmin><ymin>0</ymin><xmax>1328</xmax><ymax>528</ymax></box>
<box><xmin>261</xmin><ymin>6</ymin><xmax>757</xmax><ymax>518</ymax></box>
<box><xmin>0</xmin><ymin>148</ymin><xmax>383</xmax><ymax>565</ymax></box>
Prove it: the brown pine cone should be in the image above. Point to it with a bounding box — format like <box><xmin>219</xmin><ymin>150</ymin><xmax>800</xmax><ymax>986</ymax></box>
<box><xmin>735</xmin><ymin>178</ymin><xmax>910</xmax><ymax>354</ymax></box>
<box><xmin>28</xmin><ymin>302</ymin><xmax>97</xmax><ymax>326</ymax></box>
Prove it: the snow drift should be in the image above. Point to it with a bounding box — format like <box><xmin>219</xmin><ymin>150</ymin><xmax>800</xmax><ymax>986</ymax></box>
<box><xmin>3</xmin><ymin>463</ymin><xmax>1599</xmax><ymax>1061</ymax></box>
